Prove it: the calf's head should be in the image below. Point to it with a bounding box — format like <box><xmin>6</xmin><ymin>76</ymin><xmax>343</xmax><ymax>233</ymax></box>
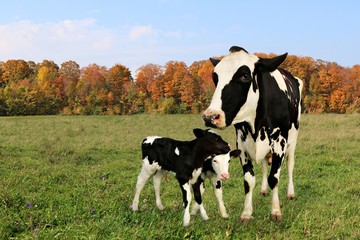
<box><xmin>193</xmin><ymin>128</ymin><xmax>230</xmax><ymax>155</ymax></box>
<box><xmin>203</xmin><ymin>46</ymin><xmax>287</xmax><ymax>128</ymax></box>
<box><xmin>210</xmin><ymin>149</ymin><xmax>241</xmax><ymax>180</ymax></box>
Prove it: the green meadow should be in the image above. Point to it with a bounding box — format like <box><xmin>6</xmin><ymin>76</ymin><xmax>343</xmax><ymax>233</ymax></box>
<box><xmin>0</xmin><ymin>114</ymin><xmax>359</xmax><ymax>239</ymax></box>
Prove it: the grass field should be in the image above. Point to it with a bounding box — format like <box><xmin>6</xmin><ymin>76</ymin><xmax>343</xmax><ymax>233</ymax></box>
<box><xmin>0</xmin><ymin>114</ymin><xmax>359</xmax><ymax>239</ymax></box>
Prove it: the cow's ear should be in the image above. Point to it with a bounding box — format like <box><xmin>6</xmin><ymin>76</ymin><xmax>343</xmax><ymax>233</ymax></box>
<box><xmin>193</xmin><ymin>128</ymin><xmax>206</xmax><ymax>138</ymax></box>
<box><xmin>230</xmin><ymin>149</ymin><xmax>241</xmax><ymax>158</ymax></box>
<box><xmin>210</xmin><ymin>57</ymin><xmax>220</xmax><ymax>67</ymax></box>
<box><xmin>257</xmin><ymin>53</ymin><xmax>288</xmax><ymax>72</ymax></box>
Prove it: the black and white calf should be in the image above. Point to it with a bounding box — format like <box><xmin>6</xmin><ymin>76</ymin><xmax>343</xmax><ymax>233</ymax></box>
<box><xmin>131</xmin><ymin>128</ymin><xmax>237</xmax><ymax>226</ymax></box>
<box><xmin>203</xmin><ymin>46</ymin><xmax>303</xmax><ymax>223</ymax></box>
<box><xmin>191</xmin><ymin>149</ymin><xmax>240</xmax><ymax>218</ymax></box>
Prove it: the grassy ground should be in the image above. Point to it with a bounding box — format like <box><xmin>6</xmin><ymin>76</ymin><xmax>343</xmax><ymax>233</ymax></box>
<box><xmin>0</xmin><ymin>114</ymin><xmax>359</xmax><ymax>239</ymax></box>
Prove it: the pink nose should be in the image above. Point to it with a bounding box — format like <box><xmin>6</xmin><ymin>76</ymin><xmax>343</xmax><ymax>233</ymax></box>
<box><xmin>221</xmin><ymin>173</ymin><xmax>229</xmax><ymax>180</ymax></box>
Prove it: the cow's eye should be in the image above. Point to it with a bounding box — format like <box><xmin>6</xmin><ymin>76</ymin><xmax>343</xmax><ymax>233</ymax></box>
<box><xmin>213</xmin><ymin>159</ymin><xmax>218</xmax><ymax>163</ymax></box>
<box><xmin>240</xmin><ymin>73</ymin><xmax>251</xmax><ymax>82</ymax></box>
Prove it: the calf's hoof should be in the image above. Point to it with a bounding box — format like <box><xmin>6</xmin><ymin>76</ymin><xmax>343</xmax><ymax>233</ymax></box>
<box><xmin>221</xmin><ymin>213</ymin><xmax>229</xmax><ymax>219</ymax></box>
<box><xmin>260</xmin><ymin>191</ymin><xmax>268</xmax><ymax>196</ymax></box>
<box><xmin>239</xmin><ymin>214</ymin><xmax>252</xmax><ymax>225</ymax></box>
<box><xmin>270</xmin><ymin>212</ymin><xmax>282</xmax><ymax>222</ymax></box>
<box><xmin>157</xmin><ymin>205</ymin><xmax>165</xmax><ymax>211</ymax></box>
<box><xmin>130</xmin><ymin>204</ymin><xmax>138</xmax><ymax>211</ymax></box>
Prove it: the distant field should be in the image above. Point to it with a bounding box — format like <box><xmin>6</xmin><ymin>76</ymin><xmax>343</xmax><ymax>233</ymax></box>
<box><xmin>0</xmin><ymin>114</ymin><xmax>359</xmax><ymax>239</ymax></box>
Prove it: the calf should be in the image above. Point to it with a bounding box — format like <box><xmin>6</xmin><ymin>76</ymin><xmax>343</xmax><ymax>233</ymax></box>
<box><xmin>131</xmin><ymin>128</ymin><xmax>234</xmax><ymax>226</ymax></box>
<box><xmin>191</xmin><ymin>149</ymin><xmax>240</xmax><ymax>219</ymax></box>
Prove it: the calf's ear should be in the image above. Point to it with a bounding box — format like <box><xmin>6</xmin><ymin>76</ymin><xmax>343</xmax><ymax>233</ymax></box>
<box><xmin>256</xmin><ymin>53</ymin><xmax>288</xmax><ymax>72</ymax></box>
<box><xmin>230</xmin><ymin>149</ymin><xmax>241</xmax><ymax>158</ymax></box>
<box><xmin>193</xmin><ymin>128</ymin><xmax>206</xmax><ymax>138</ymax></box>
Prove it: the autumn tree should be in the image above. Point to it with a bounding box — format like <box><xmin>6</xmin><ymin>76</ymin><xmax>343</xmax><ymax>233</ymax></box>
<box><xmin>0</xmin><ymin>60</ymin><xmax>33</xmax><ymax>83</ymax></box>
<box><xmin>135</xmin><ymin>63</ymin><xmax>163</xmax><ymax>112</ymax></box>
<box><xmin>106</xmin><ymin>64</ymin><xmax>133</xmax><ymax>114</ymax></box>
<box><xmin>58</xmin><ymin>60</ymin><xmax>81</xmax><ymax>113</ymax></box>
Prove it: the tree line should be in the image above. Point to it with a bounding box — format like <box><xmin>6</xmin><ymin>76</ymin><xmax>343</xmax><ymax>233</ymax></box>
<box><xmin>0</xmin><ymin>54</ymin><xmax>359</xmax><ymax>116</ymax></box>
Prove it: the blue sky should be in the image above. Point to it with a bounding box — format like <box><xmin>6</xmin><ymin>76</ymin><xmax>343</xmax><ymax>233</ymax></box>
<box><xmin>1</xmin><ymin>0</ymin><xmax>359</xmax><ymax>74</ymax></box>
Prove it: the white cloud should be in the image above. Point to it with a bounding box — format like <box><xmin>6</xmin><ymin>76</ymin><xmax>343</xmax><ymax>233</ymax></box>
<box><xmin>128</xmin><ymin>25</ymin><xmax>154</xmax><ymax>40</ymax></box>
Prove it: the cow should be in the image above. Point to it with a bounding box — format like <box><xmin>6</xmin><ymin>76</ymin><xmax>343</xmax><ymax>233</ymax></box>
<box><xmin>131</xmin><ymin>128</ymin><xmax>239</xmax><ymax>226</ymax></box>
<box><xmin>203</xmin><ymin>46</ymin><xmax>303</xmax><ymax>223</ymax></box>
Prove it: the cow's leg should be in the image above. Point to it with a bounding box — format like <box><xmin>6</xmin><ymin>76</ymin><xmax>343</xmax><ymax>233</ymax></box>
<box><xmin>260</xmin><ymin>158</ymin><xmax>269</xmax><ymax>196</ymax></box>
<box><xmin>191</xmin><ymin>178</ymin><xmax>208</xmax><ymax>221</ymax></box>
<box><xmin>268</xmin><ymin>134</ymin><xmax>287</xmax><ymax>222</ymax></box>
<box><xmin>239</xmin><ymin>151</ymin><xmax>255</xmax><ymax>224</ymax></box>
<box><xmin>131</xmin><ymin>163</ymin><xmax>155</xmax><ymax>211</ymax></box>
<box><xmin>153</xmin><ymin>170</ymin><xmax>165</xmax><ymax>210</ymax></box>
<box><xmin>210</xmin><ymin>177</ymin><xmax>229</xmax><ymax>218</ymax></box>
<box><xmin>180</xmin><ymin>181</ymin><xmax>192</xmax><ymax>226</ymax></box>
<box><xmin>287</xmin><ymin>146</ymin><xmax>296</xmax><ymax>199</ymax></box>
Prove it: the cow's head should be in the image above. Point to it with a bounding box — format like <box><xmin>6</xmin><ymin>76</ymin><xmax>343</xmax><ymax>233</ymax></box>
<box><xmin>203</xmin><ymin>46</ymin><xmax>287</xmax><ymax>128</ymax></box>
<box><xmin>210</xmin><ymin>149</ymin><xmax>241</xmax><ymax>180</ymax></box>
<box><xmin>193</xmin><ymin>128</ymin><xmax>231</xmax><ymax>155</ymax></box>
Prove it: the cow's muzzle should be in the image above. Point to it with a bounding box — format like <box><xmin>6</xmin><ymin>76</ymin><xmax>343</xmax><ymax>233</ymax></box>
<box><xmin>202</xmin><ymin>113</ymin><xmax>220</xmax><ymax>128</ymax></box>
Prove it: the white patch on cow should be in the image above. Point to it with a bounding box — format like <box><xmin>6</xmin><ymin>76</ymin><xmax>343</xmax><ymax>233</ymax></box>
<box><xmin>175</xmin><ymin>147</ymin><xmax>180</xmax><ymax>156</ymax></box>
<box><xmin>189</xmin><ymin>168</ymin><xmax>202</xmax><ymax>185</ymax></box>
<box><xmin>233</xmin><ymin>87</ymin><xmax>259</xmax><ymax>132</ymax></box>
<box><xmin>241</xmin><ymin>171</ymin><xmax>255</xmax><ymax>217</ymax></box>
<box><xmin>255</xmin><ymin>127</ymin><xmax>271</xmax><ymax>164</ymax></box>
<box><xmin>182</xmin><ymin>183</ymin><xmax>192</xmax><ymax>226</ymax></box>
<box><xmin>143</xmin><ymin>136</ymin><xmax>161</xmax><ymax>145</ymax></box>
<box><xmin>271</xmin><ymin>70</ymin><xmax>288</xmax><ymax>93</ymax></box>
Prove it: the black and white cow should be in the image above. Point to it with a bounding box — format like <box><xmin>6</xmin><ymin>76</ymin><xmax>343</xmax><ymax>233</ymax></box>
<box><xmin>131</xmin><ymin>128</ymin><xmax>239</xmax><ymax>226</ymax></box>
<box><xmin>203</xmin><ymin>46</ymin><xmax>303</xmax><ymax>223</ymax></box>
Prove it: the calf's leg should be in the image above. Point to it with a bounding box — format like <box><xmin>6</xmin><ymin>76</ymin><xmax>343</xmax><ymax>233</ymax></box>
<box><xmin>192</xmin><ymin>178</ymin><xmax>209</xmax><ymax>221</ymax></box>
<box><xmin>153</xmin><ymin>170</ymin><xmax>165</xmax><ymax>210</ymax></box>
<box><xmin>131</xmin><ymin>161</ymin><xmax>155</xmax><ymax>211</ymax></box>
<box><xmin>210</xmin><ymin>177</ymin><xmax>228</xmax><ymax>218</ymax></box>
<box><xmin>180</xmin><ymin>181</ymin><xmax>192</xmax><ymax>226</ymax></box>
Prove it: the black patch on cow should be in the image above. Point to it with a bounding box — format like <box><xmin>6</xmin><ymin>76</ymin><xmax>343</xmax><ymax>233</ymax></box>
<box><xmin>244</xmin><ymin>180</ymin><xmax>250</xmax><ymax>194</ymax></box>
<box><xmin>268</xmin><ymin>175</ymin><xmax>278</xmax><ymax>190</ymax></box>
<box><xmin>192</xmin><ymin>178</ymin><xmax>204</xmax><ymax>204</ymax></box>
<box><xmin>229</xmin><ymin>46</ymin><xmax>248</xmax><ymax>53</ymax></box>
<box><xmin>242</xmin><ymin>159</ymin><xmax>254</xmax><ymax>176</ymax></box>
<box><xmin>215</xmin><ymin>180</ymin><xmax>222</xmax><ymax>189</ymax></box>
<box><xmin>270</xmin><ymin>129</ymin><xmax>281</xmax><ymax>141</ymax></box>
<box><xmin>260</xmin><ymin>127</ymin><xmax>266</xmax><ymax>141</ymax></box>
<box><xmin>212</xmin><ymin>72</ymin><xmax>219</xmax><ymax>86</ymax></box>
<box><xmin>280</xmin><ymin>139</ymin><xmax>286</xmax><ymax>151</ymax></box>
<box><xmin>235</xmin><ymin>122</ymin><xmax>252</xmax><ymax>142</ymax></box>
<box><xmin>221</xmin><ymin>82</ymin><xmax>251</xmax><ymax>126</ymax></box>
<box><xmin>268</xmin><ymin>153</ymin><xmax>283</xmax><ymax>189</ymax></box>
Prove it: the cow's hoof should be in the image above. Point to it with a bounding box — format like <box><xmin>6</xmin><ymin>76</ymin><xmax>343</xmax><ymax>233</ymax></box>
<box><xmin>270</xmin><ymin>212</ymin><xmax>282</xmax><ymax>222</ymax></box>
<box><xmin>287</xmin><ymin>194</ymin><xmax>296</xmax><ymax>200</ymax></box>
<box><xmin>239</xmin><ymin>214</ymin><xmax>252</xmax><ymax>224</ymax></box>
<box><xmin>221</xmin><ymin>213</ymin><xmax>229</xmax><ymax>219</ymax></box>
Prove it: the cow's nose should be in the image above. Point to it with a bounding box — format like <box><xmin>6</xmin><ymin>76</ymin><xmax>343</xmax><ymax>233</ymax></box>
<box><xmin>221</xmin><ymin>173</ymin><xmax>229</xmax><ymax>180</ymax></box>
<box><xmin>203</xmin><ymin>113</ymin><xmax>220</xmax><ymax>127</ymax></box>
